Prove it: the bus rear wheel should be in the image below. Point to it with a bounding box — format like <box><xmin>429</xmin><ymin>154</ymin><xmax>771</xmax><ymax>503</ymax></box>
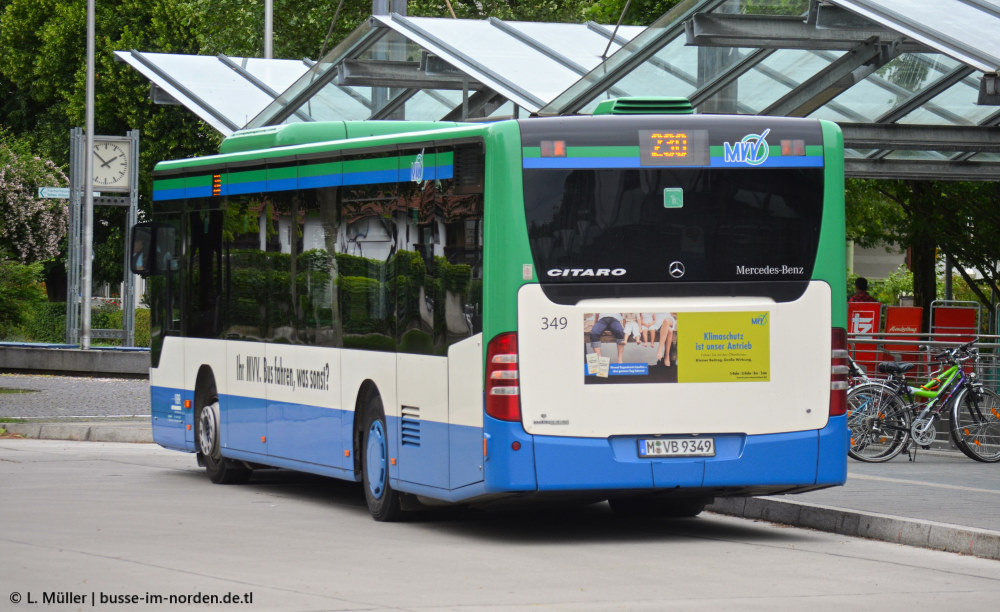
<box><xmin>361</xmin><ymin>393</ymin><xmax>402</xmax><ymax>521</ymax></box>
<box><xmin>195</xmin><ymin>393</ymin><xmax>251</xmax><ymax>485</ymax></box>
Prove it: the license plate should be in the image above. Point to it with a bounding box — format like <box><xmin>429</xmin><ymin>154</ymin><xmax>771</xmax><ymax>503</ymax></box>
<box><xmin>638</xmin><ymin>437</ymin><xmax>715</xmax><ymax>457</ymax></box>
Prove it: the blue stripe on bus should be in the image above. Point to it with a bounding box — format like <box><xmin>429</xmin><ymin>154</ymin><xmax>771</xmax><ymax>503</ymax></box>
<box><xmin>343</xmin><ymin>169</ymin><xmax>400</xmax><ymax>186</ymax></box>
<box><xmin>710</xmin><ymin>156</ymin><xmax>824</xmax><ymax>168</ymax></box>
<box><xmin>523</xmin><ymin>157</ymin><xmax>641</xmax><ymax>169</ymax></box>
<box><xmin>485</xmin><ymin>415</ymin><xmax>847</xmax><ymax>493</ymax></box>
<box><xmin>151</xmin><ymin>385</ymin><xmax>194</xmax><ymax>451</ymax></box>
<box><xmin>298</xmin><ymin>174</ymin><xmax>343</xmax><ymax>189</ymax></box>
<box><xmin>150</xmin><ymin>381</ymin><xmax>847</xmax><ymax>502</ymax></box>
<box><xmin>153</xmin><ymin>188</ymin><xmax>188</xmax><ymax>202</ymax></box>
<box><xmin>267</xmin><ymin>178</ymin><xmax>298</xmax><ymax>193</ymax></box>
<box><xmin>522</xmin><ymin>156</ymin><xmax>825</xmax><ymax>170</ymax></box>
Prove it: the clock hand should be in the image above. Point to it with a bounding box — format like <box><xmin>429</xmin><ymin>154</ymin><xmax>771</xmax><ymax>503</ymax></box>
<box><xmin>100</xmin><ymin>155</ymin><xmax>120</xmax><ymax>168</ymax></box>
<box><xmin>93</xmin><ymin>151</ymin><xmax>109</xmax><ymax>166</ymax></box>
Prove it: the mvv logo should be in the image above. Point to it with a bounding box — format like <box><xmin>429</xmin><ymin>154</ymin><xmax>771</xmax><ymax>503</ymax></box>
<box><xmin>724</xmin><ymin>129</ymin><xmax>771</xmax><ymax>166</ymax></box>
<box><xmin>751</xmin><ymin>313</ymin><xmax>768</xmax><ymax>326</ymax></box>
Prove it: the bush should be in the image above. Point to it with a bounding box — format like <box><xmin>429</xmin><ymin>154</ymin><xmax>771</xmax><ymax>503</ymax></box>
<box><xmin>20</xmin><ymin>302</ymin><xmax>66</xmax><ymax>343</ymax></box>
<box><xmin>135</xmin><ymin>309</ymin><xmax>150</xmax><ymax>347</ymax></box>
<box><xmin>0</xmin><ymin>261</ymin><xmax>48</xmax><ymax>339</ymax></box>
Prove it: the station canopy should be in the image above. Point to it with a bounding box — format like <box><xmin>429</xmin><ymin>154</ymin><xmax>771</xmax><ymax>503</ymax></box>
<box><xmin>117</xmin><ymin>0</ymin><xmax>1000</xmax><ymax>180</ymax></box>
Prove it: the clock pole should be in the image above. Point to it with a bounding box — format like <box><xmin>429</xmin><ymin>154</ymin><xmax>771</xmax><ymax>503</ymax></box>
<box><xmin>82</xmin><ymin>0</ymin><xmax>95</xmax><ymax>349</ymax></box>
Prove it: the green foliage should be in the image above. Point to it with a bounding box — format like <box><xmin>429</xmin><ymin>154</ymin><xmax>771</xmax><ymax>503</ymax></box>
<box><xmin>0</xmin><ymin>129</ymin><xmax>69</xmax><ymax>263</ymax></box>
<box><xmin>0</xmin><ymin>261</ymin><xmax>48</xmax><ymax>338</ymax></box>
<box><xmin>583</xmin><ymin>0</ymin><xmax>682</xmax><ymax>25</ymax></box>
<box><xmin>18</xmin><ymin>302</ymin><xmax>66</xmax><ymax>343</ymax></box>
<box><xmin>849</xmin><ymin>267</ymin><xmax>915</xmax><ymax>306</ymax></box>
<box><xmin>338</xmin><ymin>276</ymin><xmax>387</xmax><ymax>335</ymax></box>
<box><xmin>134</xmin><ymin>308</ymin><xmax>150</xmax><ymax>346</ymax></box>
<box><xmin>846</xmin><ymin>178</ymin><xmax>1000</xmax><ymax>318</ymax></box>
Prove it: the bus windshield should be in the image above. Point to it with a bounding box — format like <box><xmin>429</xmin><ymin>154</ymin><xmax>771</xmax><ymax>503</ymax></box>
<box><xmin>522</xmin><ymin>166</ymin><xmax>823</xmax><ymax>285</ymax></box>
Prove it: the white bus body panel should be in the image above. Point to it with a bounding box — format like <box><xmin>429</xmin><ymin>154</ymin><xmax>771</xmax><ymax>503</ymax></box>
<box><xmin>516</xmin><ymin>281</ymin><xmax>832</xmax><ymax>437</ymax></box>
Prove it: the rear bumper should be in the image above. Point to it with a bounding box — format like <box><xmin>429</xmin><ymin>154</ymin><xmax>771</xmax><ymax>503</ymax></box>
<box><xmin>484</xmin><ymin>414</ymin><xmax>848</xmax><ymax>494</ymax></box>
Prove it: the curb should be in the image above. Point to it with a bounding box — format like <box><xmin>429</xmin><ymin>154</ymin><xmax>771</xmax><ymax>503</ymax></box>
<box><xmin>3</xmin><ymin>420</ymin><xmax>153</xmax><ymax>444</ymax></box>
<box><xmin>708</xmin><ymin>496</ymin><xmax>1000</xmax><ymax>561</ymax></box>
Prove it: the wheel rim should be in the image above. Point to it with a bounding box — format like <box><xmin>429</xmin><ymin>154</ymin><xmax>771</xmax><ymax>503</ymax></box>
<box><xmin>955</xmin><ymin>390</ymin><xmax>1000</xmax><ymax>461</ymax></box>
<box><xmin>365</xmin><ymin>420</ymin><xmax>388</xmax><ymax>499</ymax></box>
<box><xmin>198</xmin><ymin>401</ymin><xmax>219</xmax><ymax>456</ymax></box>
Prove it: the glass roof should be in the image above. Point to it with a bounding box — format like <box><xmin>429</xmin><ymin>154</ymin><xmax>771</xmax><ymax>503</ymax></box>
<box><xmin>539</xmin><ymin>0</ymin><xmax>1000</xmax><ymax>179</ymax></box>
<box><xmin>114</xmin><ymin>51</ymin><xmax>311</xmax><ymax>135</ymax></box>
<box><xmin>118</xmin><ymin>0</ymin><xmax>1000</xmax><ymax>179</ymax></box>
<box><xmin>244</xmin><ymin>15</ymin><xmax>644</xmax><ymax>127</ymax></box>
<box><xmin>830</xmin><ymin>0</ymin><xmax>1000</xmax><ymax>73</ymax></box>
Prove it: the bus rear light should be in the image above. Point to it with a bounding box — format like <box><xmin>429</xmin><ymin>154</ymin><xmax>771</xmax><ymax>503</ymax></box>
<box><xmin>486</xmin><ymin>332</ymin><xmax>521</xmax><ymax>421</ymax></box>
<box><xmin>830</xmin><ymin>327</ymin><xmax>848</xmax><ymax>416</ymax></box>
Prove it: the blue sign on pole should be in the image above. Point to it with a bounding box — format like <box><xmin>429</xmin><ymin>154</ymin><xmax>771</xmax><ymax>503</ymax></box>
<box><xmin>38</xmin><ymin>187</ymin><xmax>70</xmax><ymax>199</ymax></box>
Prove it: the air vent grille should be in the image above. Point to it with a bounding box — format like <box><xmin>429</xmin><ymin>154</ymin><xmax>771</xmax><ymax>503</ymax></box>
<box><xmin>401</xmin><ymin>405</ymin><xmax>421</xmax><ymax>447</ymax></box>
<box><xmin>592</xmin><ymin>97</ymin><xmax>694</xmax><ymax>115</ymax></box>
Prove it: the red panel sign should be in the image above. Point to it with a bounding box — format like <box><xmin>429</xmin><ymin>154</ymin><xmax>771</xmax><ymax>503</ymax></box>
<box><xmin>848</xmin><ymin>302</ymin><xmax>882</xmax><ymax>373</ymax></box>
<box><xmin>932</xmin><ymin>307</ymin><xmax>977</xmax><ymax>343</ymax></box>
<box><xmin>884</xmin><ymin>306</ymin><xmax>923</xmax><ymax>362</ymax></box>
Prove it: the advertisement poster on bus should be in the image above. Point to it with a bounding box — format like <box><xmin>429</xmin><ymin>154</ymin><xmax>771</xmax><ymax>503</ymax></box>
<box><xmin>583</xmin><ymin>311</ymin><xmax>770</xmax><ymax>384</ymax></box>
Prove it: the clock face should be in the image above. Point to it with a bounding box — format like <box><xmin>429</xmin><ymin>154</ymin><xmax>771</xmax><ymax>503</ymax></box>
<box><xmin>92</xmin><ymin>140</ymin><xmax>130</xmax><ymax>190</ymax></box>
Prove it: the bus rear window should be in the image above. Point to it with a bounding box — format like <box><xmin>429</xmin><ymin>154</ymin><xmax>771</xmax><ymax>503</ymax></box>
<box><xmin>522</xmin><ymin>166</ymin><xmax>823</xmax><ymax>285</ymax></box>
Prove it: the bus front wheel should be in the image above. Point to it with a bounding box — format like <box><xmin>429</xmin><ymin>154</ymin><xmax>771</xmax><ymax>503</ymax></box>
<box><xmin>195</xmin><ymin>392</ymin><xmax>251</xmax><ymax>485</ymax></box>
<box><xmin>361</xmin><ymin>393</ymin><xmax>402</xmax><ymax>521</ymax></box>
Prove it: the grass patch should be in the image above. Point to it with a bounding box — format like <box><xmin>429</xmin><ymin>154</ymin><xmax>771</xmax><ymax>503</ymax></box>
<box><xmin>0</xmin><ymin>388</ymin><xmax>37</xmax><ymax>394</ymax></box>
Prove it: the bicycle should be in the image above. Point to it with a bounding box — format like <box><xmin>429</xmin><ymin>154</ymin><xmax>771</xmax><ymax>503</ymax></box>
<box><xmin>846</xmin><ymin>340</ymin><xmax>1000</xmax><ymax>463</ymax></box>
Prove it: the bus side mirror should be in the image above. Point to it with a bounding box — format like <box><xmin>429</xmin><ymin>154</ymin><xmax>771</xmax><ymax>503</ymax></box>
<box><xmin>130</xmin><ymin>223</ymin><xmax>175</xmax><ymax>277</ymax></box>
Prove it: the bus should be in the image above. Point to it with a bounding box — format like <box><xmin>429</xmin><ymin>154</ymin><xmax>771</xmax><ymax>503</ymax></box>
<box><xmin>131</xmin><ymin>97</ymin><xmax>848</xmax><ymax>521</ymax></box>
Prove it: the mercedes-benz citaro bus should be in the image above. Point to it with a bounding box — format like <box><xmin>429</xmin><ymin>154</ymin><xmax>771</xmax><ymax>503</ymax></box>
<box><xmin>131</xmin><ymin>97</ymin><xmax>848</xmax><ymax>521</ymax></box>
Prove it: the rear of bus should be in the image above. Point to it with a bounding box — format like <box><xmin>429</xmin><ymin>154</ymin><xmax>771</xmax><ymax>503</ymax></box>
<box><xmin>480</xmin><ymin>110</ymin><xmax>847</xmax><ymax>505</ymax></box>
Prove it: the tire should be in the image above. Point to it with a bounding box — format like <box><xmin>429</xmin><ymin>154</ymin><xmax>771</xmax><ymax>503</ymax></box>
<box><xmin>950</xmin><ymin>386</ymin><xmax>1000</xmax><ymax>463</ymax></box>
<box><xmin>195</xmin><ymin>391</ymin><xmax>251</xmax><ymax>484</ymax></box>
<box><xmin>361</xmin><ymin>393</ymin><xmax>402</xmax><ymax>521</ymax></box>
<box><xmin>608</xmin><ymin>496</ymin><xmax>710</xmax><ymax>518</ymax></box>
<box><xmin>847</xmin><ymin>383</ymin><xmax>911</xmax><ymax>462</ymax></box>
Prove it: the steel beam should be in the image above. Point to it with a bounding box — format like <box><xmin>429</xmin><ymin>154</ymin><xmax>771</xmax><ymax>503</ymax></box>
<box><xmin>846</xmin><ymin>158</ymin><xmax>1000</xmax><ymax>181</ymax></box>
<box><xmin>441</xmin><ymin>89</ymin><xmax>506</xmax><ymax>121</ymax></box>
<box><xmin>762</xmin><ymin>37</ymin><xmax>899</xmax><ymax>117</ymax></box>
<box><xmin>337</xmin><ymin>59</ymin><xmax>483</xmax><ymax>90</ymax></box>
<box><xmin>841</xmin><ymin>123</ymin><xmax>1000</xmax><ymax>152</ymax></box>
<box><xmin>686</xmin><ymin>12</ymin><xmax>927</xmax><ymax>52</ymax></box>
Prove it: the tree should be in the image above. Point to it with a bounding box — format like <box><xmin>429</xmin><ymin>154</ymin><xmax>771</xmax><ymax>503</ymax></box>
<box><xmin>846</xmin><ymin>178</ymin><xmax>1000</xmax><ymax>331</ymax></box>
<box><xmin>0</xmin><ymin>130</ymin><xmax>69</xmax><ymax>264</ymax></box>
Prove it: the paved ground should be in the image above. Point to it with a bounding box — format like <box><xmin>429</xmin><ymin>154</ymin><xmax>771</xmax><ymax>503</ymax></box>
<box><xmin>0</xmin><ymin>372</ymin><xmax>149</xmax><ymax>418</ymax></box>
<box><xmin>3</xmin><ymin>372</ymin><xmax>999</xmax><ymax>561</ymax></box>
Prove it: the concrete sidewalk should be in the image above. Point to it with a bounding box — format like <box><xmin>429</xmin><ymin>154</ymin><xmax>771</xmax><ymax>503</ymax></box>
<box><xmin>3</xmin><ymin>417</ymin><xmax>999</xmax><ymax>561</ymax></box>
<box><xmin>3</xmin><ymin>418</ymin><xmax>152</xmax><ymax>443</ymax></box>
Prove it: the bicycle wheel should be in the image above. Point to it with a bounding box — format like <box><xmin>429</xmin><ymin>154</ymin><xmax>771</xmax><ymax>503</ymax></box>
<box><xmin>950</xmin><ymin>386</ymin><xmax>1000</xmax><ymax>462</ymax></box>
<box><xmin>847</xmin><ymin>383</ymin><xmax>911</xmax><ymax>462</ymax></box>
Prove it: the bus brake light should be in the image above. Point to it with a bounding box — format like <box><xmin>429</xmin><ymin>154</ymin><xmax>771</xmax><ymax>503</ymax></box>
<box><xmin>486</xmin><ymin>332</ymin><xmax>521</xmax><ymax>421</ymax></box>
<box><xmin>830</xmin><ymin>327</ymin><xmax>848</xmax><ymax>417</ymax></box>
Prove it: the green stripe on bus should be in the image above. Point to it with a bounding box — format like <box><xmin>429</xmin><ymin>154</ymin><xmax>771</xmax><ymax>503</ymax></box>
<box><xmin>298</xmin><ymin>161</ymin><xmax>341</xmax><ymax>178</ymax></box>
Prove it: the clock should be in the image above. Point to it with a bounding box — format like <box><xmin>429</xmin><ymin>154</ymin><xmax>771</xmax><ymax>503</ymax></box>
<box><xmin>92</xmin><ymin>138</ymin><xmax>131</xmax><ymax>191</ymax></box>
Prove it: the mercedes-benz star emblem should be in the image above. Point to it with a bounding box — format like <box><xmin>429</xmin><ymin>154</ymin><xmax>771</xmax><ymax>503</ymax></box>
<box><xmin>668</xmin><ymin>261</ymin><xmax>686</xmax><ymax>279</ymax></box>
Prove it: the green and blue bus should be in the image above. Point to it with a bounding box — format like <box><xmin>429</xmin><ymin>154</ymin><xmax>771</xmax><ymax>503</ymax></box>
<box><xmin>132</xmin><ymin>98</ymin><xmax>848</xmax><ymax>520</ymax></box>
